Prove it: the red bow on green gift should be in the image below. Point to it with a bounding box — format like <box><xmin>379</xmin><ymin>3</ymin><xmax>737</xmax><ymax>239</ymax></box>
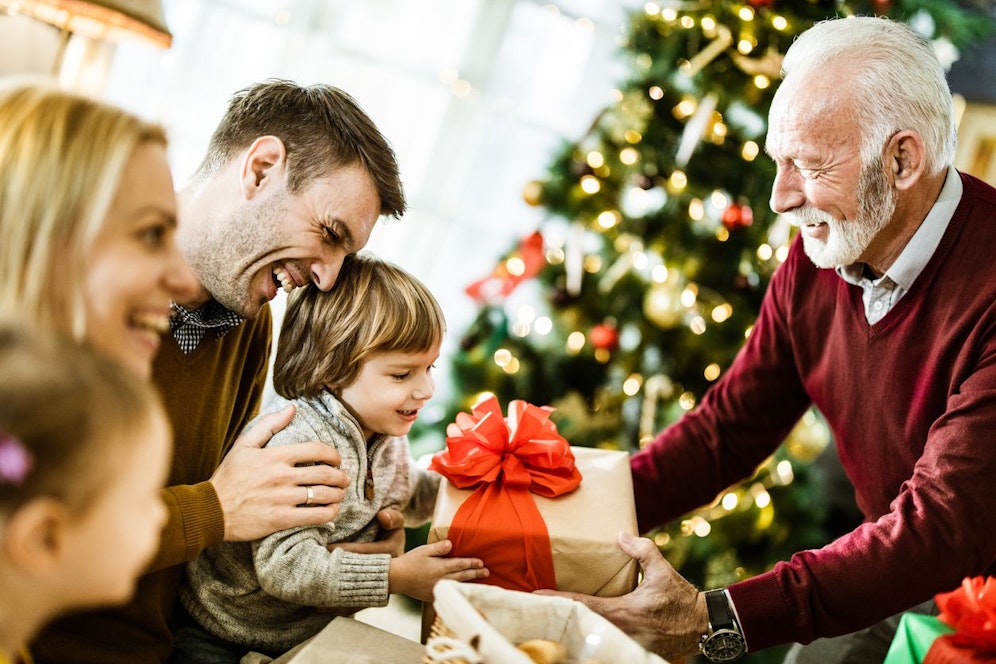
<box><xmin>930</xmin><ymin>576</ymin><xmax>996</xmax><ymax>656</ymax></box>
<box><xmin>429</xmin><ymin>396</ymin><xmax>582</xmax><ymax>592</ymax></box>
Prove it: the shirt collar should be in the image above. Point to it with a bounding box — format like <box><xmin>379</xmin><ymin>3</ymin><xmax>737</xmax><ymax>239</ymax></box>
<box><xmin>837</xmin><ymin>166</ymin><xmax>962</xmax><ymax>290</ymax></box>
<box><xmin>170</xmin><ymin>299</ymin><xmax>243</xmax><ymax>329</ymax></box>
<box><xmin>169</xmin><ymin>300</ymin><xmax>244</xmax><ymax>354</ymax></box>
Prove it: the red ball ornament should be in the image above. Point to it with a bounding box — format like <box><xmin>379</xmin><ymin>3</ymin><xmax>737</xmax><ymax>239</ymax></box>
<box><xmin>872</xmin><ymin>0</ymin><xmax>892</xmax><ymax>15</ymax></box>
<box><xmin>590</xmin><ymin>323</ymin><xmax>620</xmax><ymax>351</ymax></box>
<box><xmin>722</xmin><ymin>203</ymin><xmax>754</xmax><ymax>231</ymax></box>
<box><xmin>747</xmin><ymin>0</ymin><xmax>773</xmax><ymax>7</ymax></box>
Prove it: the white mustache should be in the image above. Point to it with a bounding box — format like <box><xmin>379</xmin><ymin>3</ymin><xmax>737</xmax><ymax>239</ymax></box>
<box><xmin>786</xmin><ymin>209</ymin><xmax>834</xmax><ymax>227</ymax></box>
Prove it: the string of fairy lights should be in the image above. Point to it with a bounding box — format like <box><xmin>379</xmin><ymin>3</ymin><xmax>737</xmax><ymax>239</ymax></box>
<box><xmin>456</xmin><ymin>2</ymin><xmax>849</xmax><ymax>566</ymax></box>
<box><xmin>457</xmin><ymin>0</ymin><xmax>991</xmax><ymax>570</ymax></box>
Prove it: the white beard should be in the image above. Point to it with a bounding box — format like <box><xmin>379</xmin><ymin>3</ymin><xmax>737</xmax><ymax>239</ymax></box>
<box><xmin>790</xmin><ymin>164</ymin><xmax>897</xmax><ymax>269</ymax></box>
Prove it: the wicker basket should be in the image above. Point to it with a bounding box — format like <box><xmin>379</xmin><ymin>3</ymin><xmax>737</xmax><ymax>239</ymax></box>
<box><xmin>423</xmin><ymin>580</ymin><xmax>668</xmax><ymax>664</ymax></box>
<box><xmin>423</xmin><ymin>616</ymin><xmax>479</xmax><ymax>664</ymax></box>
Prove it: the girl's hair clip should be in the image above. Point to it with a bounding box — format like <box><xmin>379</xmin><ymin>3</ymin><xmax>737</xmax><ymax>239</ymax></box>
<box><xmin>0</xmin><ymin>432</ymin><xmax>33</xmax><ymax>486</ymax></box>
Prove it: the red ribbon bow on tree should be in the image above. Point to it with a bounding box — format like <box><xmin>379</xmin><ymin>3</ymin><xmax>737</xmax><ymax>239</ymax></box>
<box><xmin>464</xmin><ymin>231</ymin><xmax>545</xmax><ymax>303</ymax></box>
<box><xmin>429</xmin><ymin>396</ymin><xmax>582</xmax><ymax>592</ymax></box>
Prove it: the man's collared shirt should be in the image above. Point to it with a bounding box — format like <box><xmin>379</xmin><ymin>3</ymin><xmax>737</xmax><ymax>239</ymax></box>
<box><xmin>169</xmin><ymin>299</ymin><xmax>244</xmax><ymax>354</ymax></box>
<box><xmin>836</xmin><ymin>166</ymin><xmax>963</xmax><ymax>325</ymax></box>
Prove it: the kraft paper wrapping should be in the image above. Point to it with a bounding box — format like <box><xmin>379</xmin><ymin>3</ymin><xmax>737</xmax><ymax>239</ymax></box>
<box><xmin>267</xmin><ymin>617</ymin><xmax>423</xmax><ymax>663</ymax></box>
<box><xmin>428</xmin><ymin>446</ymin><xmax>639</xmax><ymax>597</ymax></box>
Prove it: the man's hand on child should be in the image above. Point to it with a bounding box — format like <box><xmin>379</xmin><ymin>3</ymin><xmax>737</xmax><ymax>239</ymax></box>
<box><xmin>388</xmin><ymin>539</ymin><xmax>489</xmax><ymax>602</ymax></box>
<box><xmin>210</xmin><ymin>404</ymin><xmax>351</xmax><ymax>541</ymax></box>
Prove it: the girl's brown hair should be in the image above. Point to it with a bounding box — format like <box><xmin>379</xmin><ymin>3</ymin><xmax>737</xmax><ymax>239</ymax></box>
<box><xmin>0</xmin><ymin>321</ymin><xmax>168</xmax><ymax>516</ymax></box>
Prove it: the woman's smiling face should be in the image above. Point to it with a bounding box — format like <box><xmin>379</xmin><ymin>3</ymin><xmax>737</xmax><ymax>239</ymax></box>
<box><xmin>83</xmin><ymin>142</ymin><xmax>197</xmax><ymax>378</ymax></box>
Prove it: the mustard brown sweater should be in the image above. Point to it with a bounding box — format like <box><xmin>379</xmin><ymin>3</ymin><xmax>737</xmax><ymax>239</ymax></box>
<box><xmin>32</xmin><ymin>305</ymin><xmax>273</xmax><ymax>664</ymax></box>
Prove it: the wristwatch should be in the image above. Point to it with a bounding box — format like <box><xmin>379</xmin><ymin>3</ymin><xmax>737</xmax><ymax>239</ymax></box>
<box><xmin>699</xmin><ymin>589</ymin><xmax>746</xmax><ymax>662</ymax></box>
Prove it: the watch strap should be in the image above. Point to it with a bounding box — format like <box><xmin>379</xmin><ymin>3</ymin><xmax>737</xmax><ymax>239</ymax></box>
<box><xmin>705</xmin><ymin>589</ymin><xmax>736</xmax><ymax>630</ymax></box>
<box><xmin>701</xmin><ymin>589</ymin><xmax>746</xmax><ymax>662</ymax></box>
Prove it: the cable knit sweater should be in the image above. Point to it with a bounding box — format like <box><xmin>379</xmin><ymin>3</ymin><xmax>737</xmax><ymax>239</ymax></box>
<box><xmin>632</xmin><ymin>171</ymin><xmax>996</xmax><ymax>652</ymax></box>
<box><xmin>181</xmin><ymin>391</ymin><xmax>440</xmax><ymax>653</ymax></box>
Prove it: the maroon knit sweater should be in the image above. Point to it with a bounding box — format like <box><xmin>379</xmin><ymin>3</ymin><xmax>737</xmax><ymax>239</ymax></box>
<box><xmin>632</xmin><ymin>172</ymin><xmax>996</xmax><ymax>652</ymax></box>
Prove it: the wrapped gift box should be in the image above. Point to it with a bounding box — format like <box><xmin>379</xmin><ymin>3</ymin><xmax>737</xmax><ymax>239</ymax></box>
<box><xmin>428</xmin><ymin>444</ymin><xmax>639</xmax><ymax>597</ymax></box>
<box><xmin>925</xmin><ymin>576</ymin><xmax>996</xmax><ymax>663</ymax></box>
<box><xmin>422</xmin><ymin>397</ymin><xmax>640</xmax><ymax>643</ymax></box>
<box><xmin>254</xmin><ymin>617</ymin><xmax>423</xmax><ymax>664</ymax></box>
<box><xmin>884</xmin><ymin>577</ymin><xmax>996</xmax><ymax>664</ymax></box>
<box><xmin>883</xmin><ymin>613</ymin><xmax>953</xmax><ymax>664</ymax></box>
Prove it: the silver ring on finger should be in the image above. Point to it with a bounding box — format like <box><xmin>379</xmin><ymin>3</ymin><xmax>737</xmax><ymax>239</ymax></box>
<box><xmin>305</xmin><ymin>485</ymin><xmax>315</xmax><ymax>506</ymax></box>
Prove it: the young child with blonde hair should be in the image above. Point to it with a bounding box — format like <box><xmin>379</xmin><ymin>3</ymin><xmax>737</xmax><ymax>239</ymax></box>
<box><xmin>0</xmin><ymin>322</ymin><xmax>171</xmax><ymax>664</ymax></box>
<box><xmin>177</xmin><ymin>253</ymin><xmax>488</xmax><ymax>661</ymax></box>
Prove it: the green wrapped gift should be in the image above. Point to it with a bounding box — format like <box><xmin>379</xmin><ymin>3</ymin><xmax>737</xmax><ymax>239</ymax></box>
<box><xmin>883</xmin><ymin>613</ymin><xmax>954</xmax><ymax>664</ymax></box>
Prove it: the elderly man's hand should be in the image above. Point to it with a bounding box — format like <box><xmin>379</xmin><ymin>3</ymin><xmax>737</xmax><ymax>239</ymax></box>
<box><xmin>537</xmin><ymin>532</ymin><xmax>708</xmax><ymax>661</ymax></box>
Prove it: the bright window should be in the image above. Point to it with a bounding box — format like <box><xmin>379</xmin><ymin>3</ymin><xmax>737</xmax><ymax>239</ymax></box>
<box><xmin>103</xmin><ymin>0</ymin><xmax>641</xmax><ymax>406</ymax></box>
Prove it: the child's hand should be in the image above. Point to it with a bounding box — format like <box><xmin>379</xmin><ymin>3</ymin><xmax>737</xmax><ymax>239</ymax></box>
<box><xmin>388</xmin><ymin>539</ymin><xmax>489</xmax><ymax>601</ymax></box>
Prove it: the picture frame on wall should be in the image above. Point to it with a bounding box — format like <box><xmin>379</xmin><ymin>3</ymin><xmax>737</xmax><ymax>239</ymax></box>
<box><xmin>955</xmin><ymin>101</ymin><xmax>996</xmax><ymax>185</ymax></box>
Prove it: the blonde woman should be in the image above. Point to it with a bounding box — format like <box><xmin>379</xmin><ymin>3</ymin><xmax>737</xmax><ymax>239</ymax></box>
<box><xmin>0</xmin><ymin>78</ymin><xmax>197</xmax><ymax>378</ymax></box>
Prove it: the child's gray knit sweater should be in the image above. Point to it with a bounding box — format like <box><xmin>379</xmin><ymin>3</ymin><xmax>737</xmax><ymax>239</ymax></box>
<box><xmin>180</xmin><ymin>391</ymin><xmax>440</xmax><ymax>653</ymax></box>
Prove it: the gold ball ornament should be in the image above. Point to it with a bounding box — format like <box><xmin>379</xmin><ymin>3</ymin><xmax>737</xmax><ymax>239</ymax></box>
<box><xmin>522</xmin><ymin>179</ymin><xmax>545</xmax><ymax>207</ymax></box>
<box><xmin>644</xmin><ymin>282</ymin><xmax>684</xmax><ymax>329</ymax></box>
<box><xmin>784</xmin><ymin>412</ymin><xmax>831</xmax><ymax>462</ymax></box>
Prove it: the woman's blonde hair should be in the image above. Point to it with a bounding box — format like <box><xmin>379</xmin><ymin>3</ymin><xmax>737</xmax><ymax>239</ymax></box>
<box><xmin>0</xmin><ymin>320</ymin><xmax>167</xmax><ymax>516</ymax></box>
<box><xmin>0</xmin><ymin>78</ymin><xmax>167</xmax><ymax>340</ymax></box>
<box><xmin>273</xmin><ymin>253</ymin><xmax>446</xmax><ymax>399</ymax></box>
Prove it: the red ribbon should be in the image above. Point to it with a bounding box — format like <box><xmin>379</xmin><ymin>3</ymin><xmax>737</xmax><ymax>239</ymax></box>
<box><xmin>464</xmin><ymin>231</ymin><xmax>545</xmax><ymax>303</ymax></box>
<box><xmin>429</xmin><ymin>396</ymin><xmax>581</xmax><ymax>592</ymax></box>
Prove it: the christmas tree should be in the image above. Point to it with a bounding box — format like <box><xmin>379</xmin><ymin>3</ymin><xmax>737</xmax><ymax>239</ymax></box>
<box><xmin>424</xmin><ymin>0</ymin><xmax>990</xmax><ymax>659</ymax></box>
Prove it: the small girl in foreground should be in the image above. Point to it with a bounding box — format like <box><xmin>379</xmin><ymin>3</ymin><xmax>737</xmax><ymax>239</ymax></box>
<box><xmin>179</xmin><ymin>253</ymin><xmax>488</xmax><ymax>660</ymax></box>
<box><xmin>0</xmin><ymin>323</ymin><xmax>171</xmax><ymax>664</ymax></box>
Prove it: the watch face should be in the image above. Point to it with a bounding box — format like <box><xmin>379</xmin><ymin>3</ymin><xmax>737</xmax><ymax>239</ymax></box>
<box><xmin>703</xmin><ymin>630</ymin><xmax>746</xmax><ymax>662</ymax></box>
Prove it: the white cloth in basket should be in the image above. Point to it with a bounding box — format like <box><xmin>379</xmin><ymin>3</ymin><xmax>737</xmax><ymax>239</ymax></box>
<box><xmin>427</xmin><ymin>579</ymin><xmax>668</xmax><ymax>664</ymax></box>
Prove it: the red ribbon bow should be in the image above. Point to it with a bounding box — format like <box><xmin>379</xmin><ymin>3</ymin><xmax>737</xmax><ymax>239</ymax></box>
<box><xmin>464</xmin><ymin>231</ymin><xmax>545</xmax><ymax>303</ymax></box>
<box><xmin>934</xmin><ymin>576</ymin><xmax>996</xmax><ymax>651</ymax></box>
<box><xmin>429</xmin><ymin>396</ymin><xmax>581</xmax><ymax>591</ymax></box>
